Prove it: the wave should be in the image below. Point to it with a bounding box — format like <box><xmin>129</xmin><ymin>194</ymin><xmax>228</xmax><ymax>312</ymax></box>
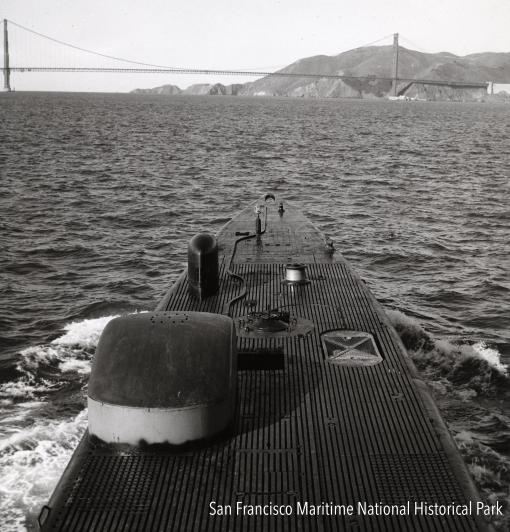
<box><xmin>387</xmin><ymin>308</ymin><xmax>510</xmax><ymax>530</ymax></box>
<box><xmin>455</xmin><ymin>431</ymin><xmax>510</xmax><ymax>531</ymax></box>
<box><xmin>63</xmin><ymin>300</ymin><xmax>136</xmax><ymax>322</ymax></box>
<box><xmin>1</xmin><ymin>311</ymin><xmax>148</xmax><ymax>400</ymax></box>
<box><xmin>0</xmin><ymin>313</ymin><xmax>131</xmax><ymax>531</ymax></box>
<box><xmin>3</xmin><ymin>262</ymin><xmax>55</xmax><ymax>274</ymax></box>
<box><xmin>387</xmin><ymin>309</ymin><xmax>509</xmax><ymax>395</ymax></box>
<box><xmin>24</xmin><ymin>244</ymin><xmax>95</xmax><ymax>258</ymax></box>
<box><xmin>52</xmin><ymin>315</ymin><xmax>119</xmax><ymax>350</ymax></box>
<box><xmin>0</xmin><ymin>315</ymin><xmax>119</xmax><ymax>400</ymax></box>
<box><xmin>0</xmin><ymin>410</ymin><xmax>87</xmax><ymax>531</ymax></box>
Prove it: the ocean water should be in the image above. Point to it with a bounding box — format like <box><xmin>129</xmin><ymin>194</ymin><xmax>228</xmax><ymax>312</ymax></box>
<box><xmin>0</xmin><ymin>92</ymin><xmax>509</xmax><ymax>531</ymax></box>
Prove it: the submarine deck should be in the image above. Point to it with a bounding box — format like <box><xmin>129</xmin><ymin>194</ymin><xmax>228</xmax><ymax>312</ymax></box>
<box><xmin>40</xmin><ymin>196</ymin><xmax>486</xmax><ymax>531</ymax></box>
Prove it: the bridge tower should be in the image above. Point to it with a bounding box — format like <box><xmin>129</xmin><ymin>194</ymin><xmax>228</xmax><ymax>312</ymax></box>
<box><xmin>392</xmin><ymin>33</ymin><xmax>399</xmax><ymax>96</ymax></box>
<box><xmin>3</xmin><ymin>19</ymin><xmax>11</xmax><ymax>92</ymax></box>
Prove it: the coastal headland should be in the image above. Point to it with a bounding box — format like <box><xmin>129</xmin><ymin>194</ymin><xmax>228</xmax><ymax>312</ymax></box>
<box><xmin>132</xmin><ymin>44</ymin><xmax>510</xmax><ymax>102</ymax></box>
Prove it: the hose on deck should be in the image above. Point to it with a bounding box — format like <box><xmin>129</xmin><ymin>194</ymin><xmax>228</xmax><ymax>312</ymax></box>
<box><xmin>223</xmin><ymin>205</ymin><xmax>268</xmax><ymax>317</ymax></box>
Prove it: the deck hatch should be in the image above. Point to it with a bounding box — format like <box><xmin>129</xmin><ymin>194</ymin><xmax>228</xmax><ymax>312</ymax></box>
<box><xmin>238</xmin><ymin>348</ymin><xmax>285</xmax><ymax>370</ymax></box>
<box><xmin>322</xmin><ymin>330</ymin><xmax>383</xmax><ymax>366</ymax></box>
<box><xmin>234</xmin><ymin>449</ymin><xmax>300</xmax><ymax>496</ymax></box>
<box><xmin>369</xmin><ymin>453</ymin><xmax>467</xmax><ymax>503</ymax></box>
<box><xmin>64</xmin><ymin>455</ymin><xmax>178</xmax><ymax>511</ymax></box>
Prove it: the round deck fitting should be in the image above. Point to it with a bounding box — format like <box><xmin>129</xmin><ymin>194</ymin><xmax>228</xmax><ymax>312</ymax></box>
<box><xmin>236</xmin><ymin>310</ymin><xmax>314</xmax><ymax>339</ymax></box>
<box><xmin>282</xmin><ymin>263</ymin><xmax>310</xmax><ymax>286</ymax></box>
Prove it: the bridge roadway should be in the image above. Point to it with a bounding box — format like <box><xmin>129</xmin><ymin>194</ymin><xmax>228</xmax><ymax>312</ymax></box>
<box><xmin>39</xmin><ymin>196</ymin><xmax>490</xmax><ymax>532</ymax></box>
<box><xmin>8</xmin><ymin>66</ymin><xmax>489</xmax><ymax>89</ymax></box>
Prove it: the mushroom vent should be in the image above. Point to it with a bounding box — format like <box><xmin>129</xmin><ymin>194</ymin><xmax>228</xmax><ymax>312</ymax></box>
<box><xmin>88</xmin><ymin>311</ymin><xmax>236</xmax><ymax>445</ymax></box>
<box><xmin>188</xmin><ymin>233</ymin><xmax>219</xmax><ymax>300</ymax></box>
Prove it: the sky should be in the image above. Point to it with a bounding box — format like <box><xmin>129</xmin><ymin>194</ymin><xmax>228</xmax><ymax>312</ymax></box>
<box><xmin>1</xmin><ymin>0</ymin><xmax>509</xmax><ymax>92</ymax></box>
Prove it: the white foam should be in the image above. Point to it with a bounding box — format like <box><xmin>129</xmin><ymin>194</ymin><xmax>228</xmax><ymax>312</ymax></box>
<box><xmin>17</xmin><ymin>345</ymin><xmax>60</xmax><ymax>370</ymax></box>
<box><xmin>454</xmin><ymin>430</ymin><xmax>476</xmax><ymax>446</ymax></box>
<box><xmin>387</xmin><ymin>308</ymin><xmax>508</xmax><ymax>377</ymax></box>
<box><xmin>0</xmin><ymin>379</ymin><xmax>55</xmax><ymax>400</ymax></box>
<box><xmin>0</xmin><ymin>410</ymin><xmax>88</xmax><ymax>530</ymax></box>
<box><xmin>0</xmin><ymin>312</ymin><xmax>153</xmax><ymax>528</ymax></box>
<box><xmin>58</xmin><ymin>359</ymin><xmax>91</xmax><ymax>374</ymax></box>
<box><xmin>52</xmin><ymin>315</ymin><xmax>120</xmax><ymax>348</ymax></box>
<box><xmin>13</xmin><ymin>312</ymin><xmax>147</xmax><ymax>378</ymax></box>
<box><xmin>12</xmin><ymin>313</ymin><xmax>127</xmax><ymax>380</ymax></box>
<box><xmin>0</xmin><ymin>314</ymin><xmax>129</xmax><ymax>529</ymax></box>
<box><xmin>472</xmin><ymin>341</ymin><xmax>508</xmax><ymax>375</ymax></box>
<box><xmin>386</xmin><ymin>308</ymin><xmax>421</xmax><ymax>329</ymax></box>
<box><xmin>0</xmin><ymin>405</ymin><xmax>43</xmax><ymax>426</ymax></box>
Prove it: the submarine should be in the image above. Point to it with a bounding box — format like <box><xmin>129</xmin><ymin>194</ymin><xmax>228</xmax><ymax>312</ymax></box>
<box><xmin>38</xmin><ymin>194</ymin><xmax>491</xmax><ymax>531</ymax></box>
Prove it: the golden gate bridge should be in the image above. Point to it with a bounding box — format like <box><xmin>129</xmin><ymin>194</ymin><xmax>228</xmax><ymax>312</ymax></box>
<box><xmin>2</xmin><ymin>18</ymin><xmax>490</xmax><ymax>94</ymax></box>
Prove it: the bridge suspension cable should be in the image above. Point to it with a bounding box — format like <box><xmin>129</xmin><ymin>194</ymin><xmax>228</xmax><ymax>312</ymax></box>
<box><xmin>2</xmin><ymin>20</ymin><xmax>490</xmax><ymax>90</ymax></box>
<box><xmin>399</xmin><ymin>35</ymin><xmax>428</xmax><ymax>54</ymax></box>
<box><xmin>7</xmin><ymin>21</ymin><xmax>396</xmax><ymax>74</ymax></box>
<box><xmin>7</xmin><ymin>19</ymin><xmax>184</xmax><ymax>70</ymax></box>
<box><xmin>355</xmin><ymin>34</ymin><xmax>395</xmax><ymax>48</ymax></box>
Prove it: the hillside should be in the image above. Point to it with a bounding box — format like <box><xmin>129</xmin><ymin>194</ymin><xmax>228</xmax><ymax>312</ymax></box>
<box><xmin>131</xmin><ymin>84</ymin><xmax>182</xmax><ymax>95</ymax></box>
<box><xmin>132</xmin><ymin>82</ymin><xmax>243</xmax><ymax>96</ymax></box>
<box><xmin>182</xmin><ymin>83</ymin><xmax>244</xmax><ymax>95</ymax></box>
<box><xmin>131</xmin><ymin>45</ymin><xmax>510</xmax><ymax>100</ymax></box>
<box><xmin>239</xmin><ymin>46</ymin><xmax>510</xmax><ymax>100</ymax></box>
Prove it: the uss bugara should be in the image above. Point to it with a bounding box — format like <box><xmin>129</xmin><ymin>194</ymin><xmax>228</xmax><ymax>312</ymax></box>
<box><xmin>38</xmin><ymin>194</ymin><xmax>493</xmax><ymax>532</ymax></box>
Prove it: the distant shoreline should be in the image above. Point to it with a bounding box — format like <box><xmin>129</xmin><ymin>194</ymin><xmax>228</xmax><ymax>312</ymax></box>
<box><xmin>2</xmin><ymin>90</ymin><xmax>509</xmax><ymax>103</ymax></box>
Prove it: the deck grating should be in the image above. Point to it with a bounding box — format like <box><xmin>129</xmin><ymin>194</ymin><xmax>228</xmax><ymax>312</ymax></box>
<box><xmin>41</xmin><ymin>201</ymin><xmax>482</xmax><ymax>532</ymax></box>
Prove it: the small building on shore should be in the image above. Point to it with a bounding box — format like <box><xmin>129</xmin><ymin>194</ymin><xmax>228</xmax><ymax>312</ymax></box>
<box><xmin>487</xmin><ymin>82</ymin><xmax>510</xmax><ymax>95</ymax></box>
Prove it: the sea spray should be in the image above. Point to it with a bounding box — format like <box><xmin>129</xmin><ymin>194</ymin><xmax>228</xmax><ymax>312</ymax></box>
<box><xmin>387</xmin><ymin>308</ymin><xmax>510</xmax><ymax>530</ymax></box>
<box><xmin>0</xmin><ymin>410</ymin><xmax>87</xmax><ymax>530</ymax></box>
<box><xmin>0</xmin><ymin>313</ymin><xmax>138</xmax><ymax>531</ymax></box>
<box><xmin>387</xmin><ymin>309</ymin><xmax>509</xmax><ymax>396</ymax></box>
<box><xmin>52</xmin><ymin>314</ymin><xmax>121</xmax><ymax>349</ymax></box>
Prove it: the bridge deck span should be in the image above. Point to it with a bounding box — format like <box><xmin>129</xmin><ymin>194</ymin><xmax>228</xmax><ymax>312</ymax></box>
<box><xmin>8</xmin><ymin>66</ymin><xmax>489</xmax><ymax>89</ymax></box>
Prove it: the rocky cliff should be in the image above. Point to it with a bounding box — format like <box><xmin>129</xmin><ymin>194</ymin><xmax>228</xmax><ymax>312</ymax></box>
<box><xmin>182</xmin><ymin>83</ymin><xmax>244</xmax><ymax>95</ymax></box>
<box><xmin>131</xmin><ymin>45</ymin><xmax>510</xmax><ymax>101</ymax></box>
<box><xmin>132</xmin><ymin>82</ymin><xmax>243</xmax><ymax>96</ymax></box>
<box><xmin>131</xmin><ymin>84</ymin><xmax>182</xmax><ymax>95</ymax></box>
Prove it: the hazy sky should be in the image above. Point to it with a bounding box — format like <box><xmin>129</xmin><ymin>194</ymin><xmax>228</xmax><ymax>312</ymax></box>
<box><xmin>2</xmin><ymin>0</ymin><xmax>509</xmax><ymax>92</ymax></box>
